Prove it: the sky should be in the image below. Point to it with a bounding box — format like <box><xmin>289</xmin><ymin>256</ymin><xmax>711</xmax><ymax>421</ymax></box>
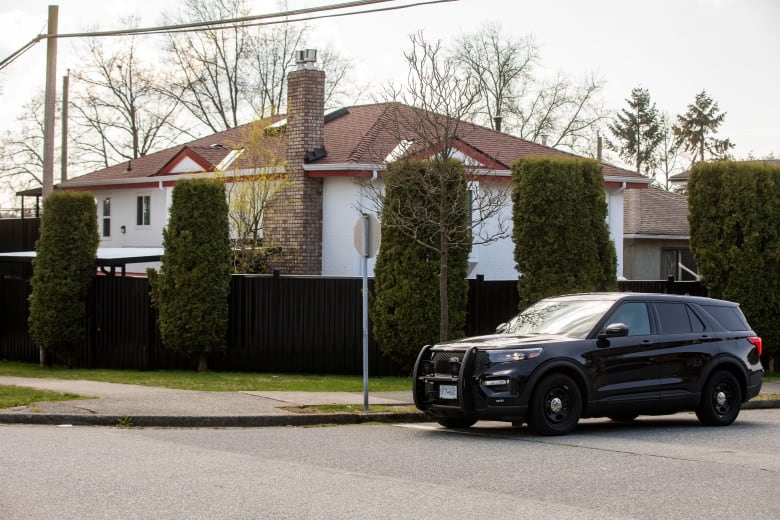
<box><xmin>0</xmin><ymin>0</ymin><xmax>778</xmax><ymax>203</ymax></box>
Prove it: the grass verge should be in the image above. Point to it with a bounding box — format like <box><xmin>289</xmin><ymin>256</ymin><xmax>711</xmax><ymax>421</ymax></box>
<box><xmin>0</xmin><ymin>361</ymin><xmax>411</xmax><ymax>392</ymax></box>
<box><xmin>0</xmin><ymin>385</ymin><xmax>86</xmax><ymax>410</ymax></box>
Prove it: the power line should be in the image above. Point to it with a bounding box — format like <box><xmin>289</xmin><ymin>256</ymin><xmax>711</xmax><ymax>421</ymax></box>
<box><xmin>57</xmin><ymin>0</ymin><xmax>455</xmax><ymax>39</ymax></box>
<box><xmin>0</xmin><ymin>0</ymin><xmax>456</xmax><ymax>71</ymax></box>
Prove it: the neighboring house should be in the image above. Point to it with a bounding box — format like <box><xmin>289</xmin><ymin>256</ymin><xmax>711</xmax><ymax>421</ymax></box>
<box><xmin>668</xmin><ymin>169</ymin><xmax>690</xmax><ymax>192</ymax></box>
<box><xmin>59</xmin><ymin>51</ymin><xmax>651</xmax><ymax>280</ymax></box>
<box><xmin>668</xmin><ymin>159</ymin><xmax>780</xmax><ymax>192</ymax></box>
<box><xmin>623</xmin><ymin>187</ymin><xmax>698</xmax><ymax>280</ymax></box>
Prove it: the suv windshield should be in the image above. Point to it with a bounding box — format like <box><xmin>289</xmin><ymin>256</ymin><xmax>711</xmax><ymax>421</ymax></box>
<box><xmin>505</xmin><ymin>299</ymin><xmax>615</xmax><ymax>338</ymax></box>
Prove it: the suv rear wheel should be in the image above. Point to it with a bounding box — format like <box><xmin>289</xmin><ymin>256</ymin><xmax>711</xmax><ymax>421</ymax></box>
<box><xmin>696</xmin><ymin>371</ymin><xmax>742</xmax><ymax>426</ymax></box>
<box><xmin>528</xmin><ymin>374</ymin><xmax>582</xmax><ymax>436</ymax></box>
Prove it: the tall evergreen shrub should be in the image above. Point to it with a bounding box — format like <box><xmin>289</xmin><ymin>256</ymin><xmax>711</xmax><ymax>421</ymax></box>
<box><xmin>688</xmin><ymin>161</ymin><xmax>780</xmax><ymax>360</ymax></box>
<box><xmin>512</xmin><ymin>157</ymin><xmax>616</xmax><ymax>308</ymax></box>
<box><xmin>28</xmin><ymin>191</ymin><xmax>99</xmax><ymax>367</ymax></box>
<box><xmin>148</xmin><ymin>179</ymin><xmax>231</xmax><ymax>371</ymax></box>
<box><xmin>370</xmin><ymin>160</ymin><xmax>469</xmax><ymax>372</ymax></box>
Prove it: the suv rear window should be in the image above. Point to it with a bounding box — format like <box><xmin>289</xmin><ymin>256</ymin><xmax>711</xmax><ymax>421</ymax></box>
<box><xmin>700</xmin><ymin>305</ymin><xmax>750</xmax><ymax>331</ymax></box>
<box><xmin>654</xmin><ymin>302</ymin><xmax>705</xmax><ymax>333</ymax></box>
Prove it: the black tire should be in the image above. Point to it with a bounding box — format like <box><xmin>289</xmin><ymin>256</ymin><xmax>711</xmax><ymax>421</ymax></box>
<box><xmin>608</xmin><ymin>413</ymin><xmax>639</xmax><ymax>422</ymax></box>
<box><xmin>695</xmin><ymin>371</ymin><xmax>742</xmax><ymax>426</ymax></box>
<box><xmin>437</xmin><ymin>417</ymin><xmax>477</xmax><ymax>429</ymax></box>
<box><xmin>528</xmin><ymin>374</ymin><xmax>582</xmax><ymax>436</ymax></box>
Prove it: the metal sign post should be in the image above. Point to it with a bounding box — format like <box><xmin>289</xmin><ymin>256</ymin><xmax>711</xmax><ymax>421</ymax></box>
<box><xmin>361</xmin><ymin>213</ymin><xmax>370</xmax><ymax>412</ymax></box>
<box><xmin>354</xmin><ymin>214</ymin><xmax>379</xmax><ymax>412</ymax></box>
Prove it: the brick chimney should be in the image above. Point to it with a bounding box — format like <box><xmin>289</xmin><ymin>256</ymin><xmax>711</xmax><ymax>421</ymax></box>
<box><xmin>266</xmin><ymin>49</ymin><xmax>325</xmax><ymax>274</ymax></box>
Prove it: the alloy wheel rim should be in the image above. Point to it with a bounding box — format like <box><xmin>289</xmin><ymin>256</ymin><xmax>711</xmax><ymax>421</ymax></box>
<box><xmin>545</xmin><ymin>388</ymin><xmax>570</xmax><ymax>423</ymax></box>
<box><xmin>713</xmin><ymin>382</ymin><xmax>732</xmax><ymax>416</ymax></box>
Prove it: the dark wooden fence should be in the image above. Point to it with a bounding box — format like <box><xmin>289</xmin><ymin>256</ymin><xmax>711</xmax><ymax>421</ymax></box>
<box><xmin>618</xmin><ymin>277</ymin><xmax>707</xmax><ymax>297</ymax></box>
<box><xmin>1</xmin><ymin>274</ymin><xmax>523</xmax><ymax>375</ymax></box>
<box><xmin>0</xmin><ymin>218</ymin><xmax>39</xmax><ymax>278</ymax></box>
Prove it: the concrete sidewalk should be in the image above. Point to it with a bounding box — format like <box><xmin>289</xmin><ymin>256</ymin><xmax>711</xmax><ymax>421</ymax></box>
<box><xmin>0</xmin><ymin>376</ymin><xmax>422</xmax><ymax>427</ymax></box>
<box><xmin>0</xmin><ymin>376</ymin><xmax>777</xmax><ymax>428</ymax></box>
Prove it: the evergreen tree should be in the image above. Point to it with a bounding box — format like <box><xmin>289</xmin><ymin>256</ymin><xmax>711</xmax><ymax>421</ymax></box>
<box><xmin>688</xmin><ymin>161</ymin><xmax>780</xmax><ymax>362</ymax></box>
<box><xmin>370</xmin><ymin>159</ymin><xmax>470</xmax><ymax>372</ymax></box>
<box><xmin>513</xmin><ymin>157</ymin><xmax>616</xmax><ymax>309</ymax></box>
<box><xmin>148</xmin><ymin>178</ymin><xmax>231</xmax><ymax>371</ymax></box>
<box><xmin>673</xmin><ymin>90</ymin><xmax>735</xmax><ymax>164</ymax></box>
<box><xmin>28</xmin><ymin>191</ymin><xmax>99</xmax><ymax>367</ymax></box>
<box><xmin>607</xmin><ymin>87</ymin><xmax>663</xmax><ymax>177</ymax></box>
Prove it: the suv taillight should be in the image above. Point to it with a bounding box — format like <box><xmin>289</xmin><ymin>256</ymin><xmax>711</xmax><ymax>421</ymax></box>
<box><xmin>748</xmin><ymin>337</ymin><xmax>763</xmax><ymax>356</ymax></box>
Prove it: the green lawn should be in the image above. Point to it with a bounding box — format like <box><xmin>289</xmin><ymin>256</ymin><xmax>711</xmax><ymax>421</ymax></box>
<box><xmin>0</xmin><ymin>385</ymin><xmax>86</xmax><ymax>410</ymax></box>
<box><xmin>0</xmin><ymin>361</ymin><xmax>412</xmax><ymax>392</ymax></box>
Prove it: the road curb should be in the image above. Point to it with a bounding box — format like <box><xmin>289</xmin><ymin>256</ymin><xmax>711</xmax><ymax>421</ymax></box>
<box><xmin>743</xmin><ymin>399</ymin><xmax>780</xmax><ymax>410</ymax></box>
<box><xmin>1</xmin><ymin>401</ymin><xmax>776</xmax><ymax>428</ymax></box>
<box><xmin>0</xmin><ymin>411</ymin><xmax>428</xmax><ymax>428</ymax></box>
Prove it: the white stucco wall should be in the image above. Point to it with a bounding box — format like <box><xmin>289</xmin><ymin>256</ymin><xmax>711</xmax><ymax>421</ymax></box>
<box><xmin>322</xmin><ymin>177</ymin><xmax>379</xmax><ymax>277</ymax></box>
<box><xmin>321</xmin><ymin>176</ymin><xmax>519</xmax><ymax>280</ymax></box>
<box><xmin>95</xmin><ymin>187</ymin><xmax>170</xmax><ymax>249</ymax></box>
<box><xmin>87</xmin><ymin>175</ymin><xmax>626</xmax><ymax>281</ymax></box>
<box><xmin>606</xmin><ymin>187</ymin><xmax>625</xmax><ymax>279</ymax></box>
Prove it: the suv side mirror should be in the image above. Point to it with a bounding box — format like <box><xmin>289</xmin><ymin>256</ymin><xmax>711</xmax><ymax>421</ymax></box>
<box><xmin>597</xmin><ymin>323</ymin><xmax>629</xmax><ymax>346</ymax></box>
<box><xmin>599</xmin><ymin>323</ymin><xmax>629</xmax><ymax>339</ymax></box>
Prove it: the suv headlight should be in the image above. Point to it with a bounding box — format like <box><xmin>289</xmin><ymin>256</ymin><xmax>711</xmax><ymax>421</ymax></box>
<box><xmin>486</xmin><ymin>348</ymin><xmax>543</xmax><ymax>363</ymax></box>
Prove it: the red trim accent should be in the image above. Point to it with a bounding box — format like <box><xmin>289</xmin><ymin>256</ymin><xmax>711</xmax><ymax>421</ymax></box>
<box><xmin>158</xmin><ymin>148</ymin><xmax>216</xmax><ymax>175</ymax></box>
<box><xmin>451</xmin><ymin>139</ymin><xmax>508</xmax><ymax>170</ymax></box>
<box><xmin>65</xmin><ymin>180</ymin><xmax>178</xmax><ymax>191</ymax></box>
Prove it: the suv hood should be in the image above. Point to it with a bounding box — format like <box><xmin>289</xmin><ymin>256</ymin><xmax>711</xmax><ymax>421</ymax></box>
<box><xmin>431</xmin><ymin>333</ymin><xmax>574</xmax><ymax>350</ymax></box>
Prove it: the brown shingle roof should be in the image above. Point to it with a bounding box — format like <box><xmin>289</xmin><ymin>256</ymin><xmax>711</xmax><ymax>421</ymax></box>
<box><xmin>60</xmin><ymin>103</ymin><xmax>645</xmax><ymax>186</ymax></box>
<box><xmin>624</xmin><ymin>187</ymin><xmax>689</xmax><ymax>236</ymax></box>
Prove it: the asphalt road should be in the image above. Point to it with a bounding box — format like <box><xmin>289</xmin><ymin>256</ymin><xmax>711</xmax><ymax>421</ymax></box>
<box><xmin>2</xmin><ymin>410</ymin><xmax>779</xmax><ymax>519</ymax></box>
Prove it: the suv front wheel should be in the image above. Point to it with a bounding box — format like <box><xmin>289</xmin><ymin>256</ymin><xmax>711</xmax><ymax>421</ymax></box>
<box><xmin>528</xmin><ymin>374</ymin><xmax>582</xmax><ymax>436</ymax></box>
<box><xmin>696</xmin><ymin>371</ymin><xmax>742</xmax><ymax>426</ymax></box>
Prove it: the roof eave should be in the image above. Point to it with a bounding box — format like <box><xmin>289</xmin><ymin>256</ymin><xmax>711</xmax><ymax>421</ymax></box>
<box><xmin>624</xmin><ymin>233</ymin><xmax>690</xmax><ymax>240</ymax></box>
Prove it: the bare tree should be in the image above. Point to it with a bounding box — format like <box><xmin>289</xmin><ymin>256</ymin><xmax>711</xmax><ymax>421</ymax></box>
<box><xmin>453</xmin><ymin>23</ymin><xmax>608</xmax><ymax>153</ymax></box>
<box><xmin>452</xmin><ymin>22</ymin><xmax>537</xmax><ymax>131</ymax></box>
<box><xmin>70</xmin><ymin>36</ymin><xmax>185</xmax><ymax>170</ymax></box>
<box><xmin>370</xmin><ymin>32</ymin><xmax>510</xmax><ymax>341</ymax></box>
<box><xmin>162</xmin><ymin>0</ymin><xmax>254</xmax><ymax>133</ymax></box>
<box><xmin>221</xmin><ymin>120</ymin><xmax>288</xmax><ymax>273</ymax></box>
<box><xmin>248</xmin><ymin>20</ymin><xmax>306</xmax><ymax>117</ymax></box>
<box><xmin>655</xmin><ymin>113</ymin><xmax>686</xmax><ymax>191</ymax></box>
<box><xmin>0</xmin><ymin>93</ymin><xmax>51</xmax><ymax>195</ymax></box>
<box><xmin>162</xmin><ymin>0</ymin><xmax>356</xmax><ymax>133</ymax></box>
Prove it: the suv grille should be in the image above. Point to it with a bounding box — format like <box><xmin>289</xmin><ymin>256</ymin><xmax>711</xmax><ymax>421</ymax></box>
<box><xmin>429</xmin><ymin>350</ymin><xmax>489</xmax><ymax>376</ymax></box>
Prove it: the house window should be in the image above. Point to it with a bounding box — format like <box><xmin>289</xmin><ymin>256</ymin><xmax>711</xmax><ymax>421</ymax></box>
<box><xmin>136</xmin><ymin>195</ymin><xmax>151</xmax><ymax>226</ymax></box>
<box><xmin>102</xmin><ymin>197</ymin><xmax>111</xmax><ymax>237</ymax></box>
<box><xmin>661</xmin><ymin>248</ymin><xmax>698</xmax><ymax>281</ymax></box>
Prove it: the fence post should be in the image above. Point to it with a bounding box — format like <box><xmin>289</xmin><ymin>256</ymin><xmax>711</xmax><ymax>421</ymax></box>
<box><xmin>666</xmin><ymin>275</ymin><xmax>675</xmax><ymax>294</ymax></box>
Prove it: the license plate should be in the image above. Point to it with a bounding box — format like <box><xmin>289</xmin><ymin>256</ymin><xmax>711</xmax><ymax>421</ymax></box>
<box><xmin>439</xmin><ymin>384</ymin><xmax>457</xmax><ymax>400</ymax></box>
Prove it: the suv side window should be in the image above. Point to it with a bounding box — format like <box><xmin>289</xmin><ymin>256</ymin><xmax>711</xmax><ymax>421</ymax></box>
<box><xmin>606</xmin><ymin>302</ymin><xmax>651</xmax><ymax>336</ymax></box>
<box><xmin>654</xmin><ymin>302</ymin><xmax>703</xmax><ymax>334</ymax></box>
<box><xmin>700</xmin><ymin>305</ymin><xmax>749</xmax><ymax>331</ymax></box>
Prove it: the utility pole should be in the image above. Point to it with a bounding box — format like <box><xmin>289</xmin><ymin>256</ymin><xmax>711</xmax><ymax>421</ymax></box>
<box><xmin>42</xmin><ymin>5</ymin><xmax>58</xmax><ymax>199</ymax></box>
<box><xmin>61</xmin><ymin>70</ymin><xmax>69</xmax><ymax>183</ymax></box>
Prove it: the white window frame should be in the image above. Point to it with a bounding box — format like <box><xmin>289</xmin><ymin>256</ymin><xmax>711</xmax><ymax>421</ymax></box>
<box><xmin>136</xmin><ymin>194</ymin><xmax>151</xmax><ymax>227</ymax></box>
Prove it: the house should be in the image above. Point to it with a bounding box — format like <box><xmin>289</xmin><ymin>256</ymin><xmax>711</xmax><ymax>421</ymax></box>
<box><xmin>668</xmin><ymin>159</ymin><xmax>780</xmax><ymax>192</ymax></box>
<box><xmin>59</xmin><ymin>50</ymin><xmax>651</xmax><ymax>280</ymax></box>
<box><xmin>623</xmin><ymin>186</ymin><xmax>697</xmax><ymax>280</ymax></box>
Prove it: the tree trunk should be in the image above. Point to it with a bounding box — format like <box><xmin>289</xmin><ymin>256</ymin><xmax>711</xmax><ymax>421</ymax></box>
<box><xmin>197</xmin><ymin>352</ymin><xmax>208</xmax><ymax>372</ymax></box>
<box><xmin>439</xmin><ymin>212</ymin><xmax>450</xmax><ymax>342</ymax></box>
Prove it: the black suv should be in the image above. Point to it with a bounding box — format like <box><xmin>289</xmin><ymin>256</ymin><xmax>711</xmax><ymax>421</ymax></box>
<box><xmin>413</xmin><ymin>293</ymin><xmax>764</xmax><ymax>435</ymax></box>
